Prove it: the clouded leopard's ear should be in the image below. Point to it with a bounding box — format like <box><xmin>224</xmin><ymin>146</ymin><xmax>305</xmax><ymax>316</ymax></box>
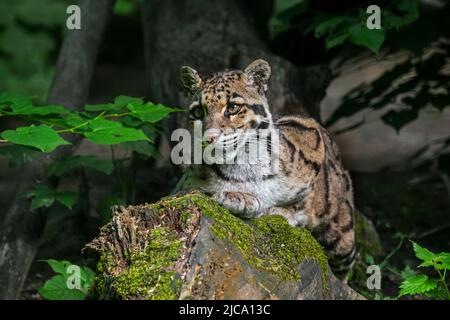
<box><xmin>180</xmin><ymin>66</ymin><xmax>202</xmax><ymax>100</ymax></box>
<box><xmin>244</xmin><ymin>59</ymin><xmax>271</xmax><ymax>93</ymax></box>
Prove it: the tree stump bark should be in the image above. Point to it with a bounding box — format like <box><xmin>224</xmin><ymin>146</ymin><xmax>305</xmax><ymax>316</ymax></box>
<box><xmin>84</xmin><ymin>192</ymin><xmax>363</xmax><ymax>300</ymax></box>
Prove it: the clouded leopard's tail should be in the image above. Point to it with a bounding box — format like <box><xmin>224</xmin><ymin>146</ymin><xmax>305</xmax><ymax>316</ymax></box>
<box><xmin>329</xmin><ymin>247</ymin><xmax>357</xmax><ymax>281</ymax></box>
<box><xmin>318</xmin><ymin>199</ymin><xmax>357</xmax><ymax>281</ymax></box>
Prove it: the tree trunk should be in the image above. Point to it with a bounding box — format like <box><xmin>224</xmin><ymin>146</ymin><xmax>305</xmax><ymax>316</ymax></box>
<box><xmin>141</xmin><ymin>0</ymin><xmax>331</xmax><ymax>136</ymax></box>
<box><xmin>0</xmin><ymin>0</ymin><xmax>115</xmax><ymax>299</ymax></box>
<box><xmin>85</xmin><ymin>192</ymin><xmax>362</xmax><ymax>300</ymax></box>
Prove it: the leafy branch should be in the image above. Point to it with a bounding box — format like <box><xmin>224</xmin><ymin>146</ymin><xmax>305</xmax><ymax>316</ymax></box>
<box><xmin>269</xmin><ymin>0</ymin><xmax>420</xmax><ymax>53</ymax></box>
<box><xmin>0</xmin><ymin>91</ymin><xmax>180</xmax><ymax>211</ymax></box>
<box><xmin>399</xmin><ymin>241</ymin><xmax>450</xmax><ymax>300</ymax></box>
<box><xmin>0</xmin><ymin>92</ymin><xmax>179</xmax><ymax>151</ymax></box>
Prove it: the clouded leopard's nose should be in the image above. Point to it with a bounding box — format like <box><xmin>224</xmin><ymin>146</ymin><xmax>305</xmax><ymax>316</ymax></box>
<box><xmin>204</xmin><ymin>129</ymin><xmax>221</xmax><ymax>144</ymax></box>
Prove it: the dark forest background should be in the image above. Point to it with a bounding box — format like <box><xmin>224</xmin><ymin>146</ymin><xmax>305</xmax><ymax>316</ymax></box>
<box><xmin>0</xmin><ymin>0</ymin><xmax>449</xmax><ymax>300</ymax></box>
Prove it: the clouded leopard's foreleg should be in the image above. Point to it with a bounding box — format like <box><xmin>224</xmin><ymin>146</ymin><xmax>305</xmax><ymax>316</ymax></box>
<box><xmin>214</xmin><ymin>191</ymin><xmax>261</xmax><ymax>218</ymax></box>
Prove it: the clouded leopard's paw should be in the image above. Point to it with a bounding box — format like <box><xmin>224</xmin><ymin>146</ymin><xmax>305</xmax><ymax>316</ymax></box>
<box><xmin>264</xmin><ymin>207</ymin><xmax>310</xmax><ymax>228</ymax></box>
<box><xmin>213</xmin><ymin>191</ymin><xmax>261</xmax><ymax>219</ymax></box>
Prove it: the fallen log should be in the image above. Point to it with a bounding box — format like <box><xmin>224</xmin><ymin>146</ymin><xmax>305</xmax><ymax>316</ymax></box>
<box><xmin>84</xmin><ymin>192</ymin><xmax>363</xmax><ymax>300</ymax></box>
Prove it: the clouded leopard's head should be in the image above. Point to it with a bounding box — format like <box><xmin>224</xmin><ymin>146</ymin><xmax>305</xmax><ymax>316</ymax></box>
<box><xmin>180</xmin><ymin>59</ymin><xmax>273</xmax><ymax>151</ymax></box>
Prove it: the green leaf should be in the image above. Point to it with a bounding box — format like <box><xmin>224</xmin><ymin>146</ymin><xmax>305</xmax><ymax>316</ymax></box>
<box><xmin>0</xmin><ymin>92</ymin><xmax>69</xmax><ymax>115</ymax></box>
<box><xmin>87</xmin><ymin>118</ymin><xmax>122</xmax><ymax>131</ymax></box>
<box><xmin>411</xmin><ymin>241</ymin><xmax>436</xmax><ymax>264</ymax></box>
<box><xmin>435</xmin><ymin>253</ymin><xmax>450</xmax><ymax>270</ymax></box>
<box><xmin>385</xmin><ymin>0</ymin><xmax>420</xmax><ymax>30</ymax></box>
<box><xmin>399</xmin><ymin>274</ymin><xmax>437</xmax><ymax>297</ymax></box>
<box><xmin>0</xmin><ymin>92</ymin><xmax>33</xmax><ymax>109</ymax></box>
<box><xmin>80</xmin><ymin>266</ymin><xmax>96</xmax><ymax>293</ymax></box>
<box><xmin>9</xmin><ymin>104</ymin><xmax>69</xmax><ymax>116</ymax></box>
<box><xmin>268</xmin><ymin>0</ymin><xmax>309</xmax><ymax>38</ymax></box>
<box><xmin>124</xmin><ymin>141</ymin><xmax>157</xmax><ymax>158</ymax></box>
<box><xmin>269</xmin><ymin>0</ymin><xmax>419</xmax><ymax>52</ymax></box>
<box><xmin>38</xmin><ymin>259</ymin><xmax>96</xmax><ymax>300</ymax></box>
<box><xmin>43</xmin><ymin>259</ymin><xmax>72</xmax><ymax>275</ymax></box>
<box><xmin>84</xmin><ymin>127</ymin><xmax>149</xmax><ymax>145</ymax></box>
<box><xmin>364</xmin><ymin>254</ymin><xmax>375</xmax><ymax>265</ymax></box>
<box><xmin>127</xmin><ymin>102</ymin><xmax>176</xmax><ymax>123</ymax></box>
<box><xmin>27</xmin><ymin>186</ymin><xmax>56</xmax><ymax>209</ymax></box>
<box><xmin>114</xmin><ymin>95</ymin><xmax>144</xmax><ymax>108</ymax></box>
<box><xmin>400</xmin><ymin>265</ymin><xmax>416</xmax><ymax>280</ymax></box>
<box><xmin>119</xmin><ymin>115</ymin><xmax>142</xmax><ymax>127</ymax></box>
<box><xmin>313</xmin><ymin>15</ymin><xmax>348</xmax><ymax>38</ymax></box>
<box><xmin>348</xmin><ymin>24</ymin><xmax>386</xmax><ymax>53</ymax></box>
<box><xmin>38</xmin><ymin>275</ymin><xmax>85</xmax><ymax>300</ymax></box>
<box><xmin>1</xmin><ymin>125</ymin><xmax>70</xmax><ymax>152</ymax></box>
<box><xmin>55</xmin><ymin>192</ymin><xmax>77</xmax><ymax>209</ymax></box>
<box><xmin>268</xmin><ymin>17</ymin><xmax>290</xmax><ymax>38</ymax></box>
<box><xmin>273</xmin><ymin>0</ymin><xmax>301</xmax><ymax>14</ymax></box>
<box><xmin>27</xmin><ymin>186</ymin><xmax>77</xmax><ymax>210</ymax></box>
<box><xmin>63</xmin><ymin>113</ymin><xmax>89</xmax><ymax>128</ymax></box>
<box><xmin>324</xmin><ymin>32</ymin><xmax>350</xmax><ymax>50</ymax></box>
<box><xmin>48</xmin><ymin>155</ymin><xmax>114</xmax><ymax>177</ymax></box>
<box><xmin>84</xmin><ymin>119</ymin><xmax>149</xmax><ymax>145</ymax></box>
<box><xmin>80</xmin><ymin>266</ymin><xmax>95</xmax><ymax>284</ymax></box>
<box><xmin>272</xmin><ymin>0</ymin><xmax>308</xmax><ymax>20</ymax></box>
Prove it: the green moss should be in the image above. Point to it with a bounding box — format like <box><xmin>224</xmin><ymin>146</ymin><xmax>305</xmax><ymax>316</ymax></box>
<box><xmin>167</xmin><ymin>192</ymin><xmax>328</xmax><ymax>285</ymax></box>
<box><xmin>95</xmin><ymin>227</ymin><xmax>183</xmax><ymax>300</ymax></box>
<box><xmin>92</xmin><ymin>192</ymin><xmax>329</xmax><ymax>299</ymax></box>
<box><xmin>179</xmin><ymin>209</ymin><xmax>192</xmax><ymax>227</ymax></box>
<box><xmin>253</xmin><ymin>215</ymin><xmax>328</xmax><ymax>282</ymax></box>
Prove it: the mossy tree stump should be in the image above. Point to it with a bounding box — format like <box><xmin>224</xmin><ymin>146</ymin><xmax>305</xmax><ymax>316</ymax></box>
<box><xmin>84</xmin><ymin>192</ymin><xmax>363</xmax><ymax>300</ymax></box>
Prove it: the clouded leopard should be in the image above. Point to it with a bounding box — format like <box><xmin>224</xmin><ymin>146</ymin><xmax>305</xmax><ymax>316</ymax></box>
<box><xmin>179</xmin><ymin>59</ymin><xmax>356</xmax><ymax>278</ymax></box>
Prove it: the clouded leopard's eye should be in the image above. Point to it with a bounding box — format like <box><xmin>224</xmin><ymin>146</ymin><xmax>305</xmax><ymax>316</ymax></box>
<box><xmin>189</xmin><ymin>103</ymin><xmax>204</xmax><ymax>120</ymax></box>
<box><xmin>226</xmin><ymin>104</ymin><xmax>241</xmax><ymax>115</ymax></box>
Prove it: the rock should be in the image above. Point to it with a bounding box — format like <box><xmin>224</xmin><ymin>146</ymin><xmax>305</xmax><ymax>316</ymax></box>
<box><xmin>355</xmin><ymin>210</ymin><xmax>384</xmax><ymax>260</ymax></box>
<box><xmin>84</xmin><ymin>192</ymin><xmax>363</xmax><ymax>300</ymax></box>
